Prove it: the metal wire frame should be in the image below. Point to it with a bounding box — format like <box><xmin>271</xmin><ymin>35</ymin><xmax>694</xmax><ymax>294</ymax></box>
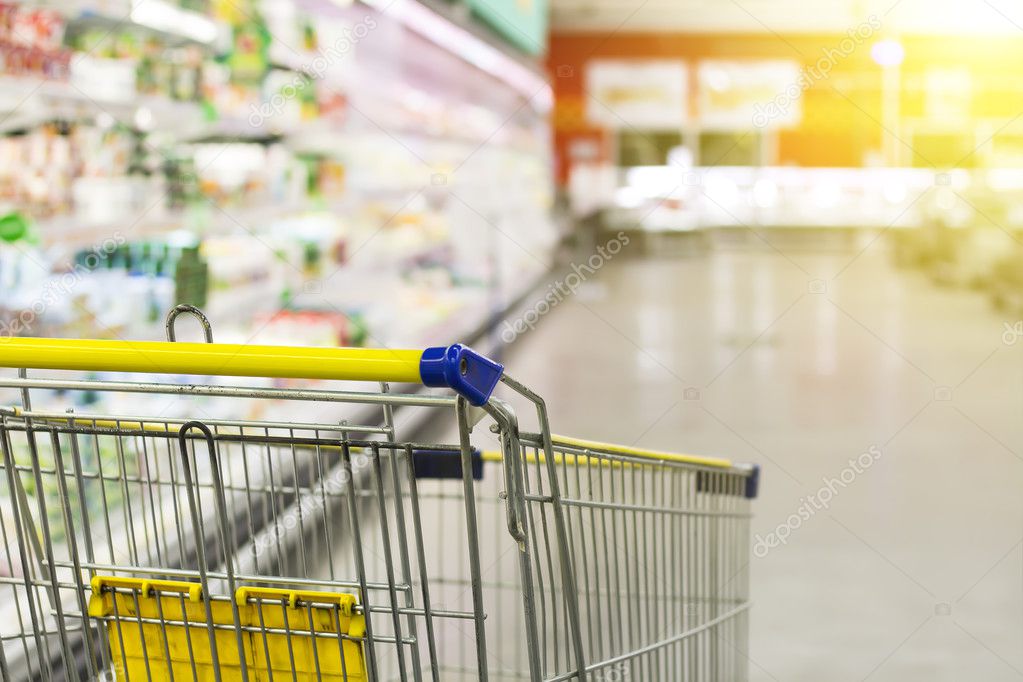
<box><xmin>0</xmin><ymin>365</ymin><xmax>756</xmax><ymax>682</ymax></box>
<box><xmin>515</xmin><ymin>436</ymin><xmax>751</xmax><ymax>682</ymax></box>
<box><xmin>476</xmin><ymin>375</ymin><xmax>755</xmax><ymax>682</ymax></box>
<box><xmin>0</xmin><ymin>372</ymin><xmax>482</xmax><ymax>682</ymax></box>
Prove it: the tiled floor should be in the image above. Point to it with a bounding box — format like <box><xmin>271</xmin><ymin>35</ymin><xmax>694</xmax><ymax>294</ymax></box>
<box><xmin>481</xmin><ymin>243</ymin><xmax>1023</xmax><ymax>681</ymax></box>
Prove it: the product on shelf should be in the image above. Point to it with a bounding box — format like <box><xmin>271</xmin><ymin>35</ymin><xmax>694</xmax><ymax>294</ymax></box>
<box><xmin>174</xmin><ymin>243</ymin><xmax>209</xmax><ymax>307</ymax></box>
<box><xmin>224</xmin><ymin>7</ymin><xmax>270</xmax><ymax>87</ymax></box>
<box><xmin>0</xmin><ymin>2</ymin><xmax>70</xmax><ymax>79</ymax></box>
<box><xmin>253</xmin><ymin>309</ymin><xmax>367</xmax><ymax>347</ymax></box>
<box><xmin>0</xmin><ymin>120</ymin><xmax>162</xmax><ymax>222</ymax></box>
<box><xmin>67</xmin><ymin>26</ymin><xmax>206</xmax><ymax>103</ymax></box>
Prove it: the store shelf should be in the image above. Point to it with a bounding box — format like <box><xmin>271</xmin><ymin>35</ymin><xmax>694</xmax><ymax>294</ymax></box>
<box><xmin>0</xmin><ymin>75</ymin><xmax>208</xmax><ymax>135</ymax></box>
<box><xmin>286</xmin><ymin>121</ymin><xmax>544</xmax><ymax>159</ymax></box>
<box><xmin>35</xmin><ymin>209</ymin><xmax>178</xmax><ymax>251</ymax></box>
<box><xmin>0</xmin><ymin>71</ymin><xmax>281</xmax><ymax>141</ymax></box>
<box><xmin>34</xmin><ymin>197</ymin><xmax>326</xmax><ymax>251</ymax></box>
<box><xmin>355</xmin><ymin>0</ymin><xmax>550</xmax><ymax>110</ymax></box>
<box><xmin>0</xmin><ymin>0</ymin><xmax>559</xmax><ymax>412</ymax></box>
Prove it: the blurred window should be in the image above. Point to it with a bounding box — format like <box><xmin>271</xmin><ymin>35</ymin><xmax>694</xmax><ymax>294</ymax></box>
<box><xmin>617</xmin><ymin>130</ymin><xmax>684</xmax><ymax>167</ymax></box>
<box><xmin>698</xmin><ymin>132</ymin><xmax>761</xmax><ymax>166</ymax></box>
<box><xmin>911</xmin><ymin>134</ymin><xmax>978</xmax><ymax>168</ymax></box>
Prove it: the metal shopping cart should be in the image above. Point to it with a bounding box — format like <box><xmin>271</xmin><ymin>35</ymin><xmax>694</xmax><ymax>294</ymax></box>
<box><xmin>0</xmin><ymin>314</ymin><xmax>759</xmax><ymax>681</ymax></box>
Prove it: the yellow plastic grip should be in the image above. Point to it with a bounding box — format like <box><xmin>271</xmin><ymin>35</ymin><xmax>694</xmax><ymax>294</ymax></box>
<box><xmin>0</xmin><ymin>338</ymin><xmax>423</xmax><ymax>383</ymax></box>
<box><xmin>90</xmin><ymin>576</ymin><xmax>204</xmax><ymax>603</ymax></box>
<box><xmin>235</xmin><ymin>587</ymin><xmax>357</xmax><ymax>614</ymax></box>
<box><xmin>550</xmin><ymin>435</ymin><xmax>733</xmax><ymax>469</ymax></box>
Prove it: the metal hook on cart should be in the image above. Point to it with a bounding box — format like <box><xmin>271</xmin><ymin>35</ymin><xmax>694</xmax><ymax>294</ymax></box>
<box><xmin>166</xmin><ymin>304</ymin><xmax>214</xmax><ymax>343</ymax></box>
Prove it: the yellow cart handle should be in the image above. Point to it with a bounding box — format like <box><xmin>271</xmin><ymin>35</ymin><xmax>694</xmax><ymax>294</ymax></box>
<box><xmin>0</xmin><ymin>338</ymin><xmax>504</xmax><ymax>406</ymax></box>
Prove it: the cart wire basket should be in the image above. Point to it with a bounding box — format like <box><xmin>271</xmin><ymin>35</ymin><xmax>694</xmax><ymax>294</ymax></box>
<box><xmin>0</xmin><ymin>315</ymin><xmax>759</xmax><ymax>681</ymax></box>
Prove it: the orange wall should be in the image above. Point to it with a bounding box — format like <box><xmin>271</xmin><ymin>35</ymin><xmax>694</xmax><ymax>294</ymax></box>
<box><xmin>547</xmin><ymin>32</ymin><xmax>1023</xmax><ymax>184</ymax></box>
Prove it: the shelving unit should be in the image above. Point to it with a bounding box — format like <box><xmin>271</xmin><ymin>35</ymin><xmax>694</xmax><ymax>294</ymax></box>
<box><xmin>0</xmin><ymin>0</ymin><xmax>557</xmax><ymax>425</ymax></box>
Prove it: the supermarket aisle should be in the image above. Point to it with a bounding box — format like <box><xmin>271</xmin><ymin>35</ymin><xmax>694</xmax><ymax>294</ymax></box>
<box><xmin>486</xmin><ymin>245</ymin><xmax>1023</xmax><ymax>682</ymax></box>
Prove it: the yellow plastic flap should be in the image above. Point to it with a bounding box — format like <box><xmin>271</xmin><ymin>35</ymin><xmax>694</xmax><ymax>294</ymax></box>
<box><xmin>86</xmin><ymin>575</ymin><xmax>367</xmax><ymax>681</ymax></box>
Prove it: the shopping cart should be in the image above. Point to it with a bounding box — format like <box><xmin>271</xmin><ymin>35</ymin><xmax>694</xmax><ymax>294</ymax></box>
<box><xmin>0</xmin><ymin>313</ymin><xmax>759</xmax><ymax>681</ymax></box>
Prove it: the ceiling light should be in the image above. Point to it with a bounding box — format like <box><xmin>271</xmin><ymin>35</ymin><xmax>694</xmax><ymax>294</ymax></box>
<box><xmin>130</xmin><ymin>0</ymin><xmax>219</xmax><ymax>45</ymax></box>
<box><xmin>361</xmin><ymin>0</ymin><xmax>551</xmax><ymax>110</ymax></box>
<box><xmin>871</xmin><ymin>39</ymin><xmax>905</xmax><ymax>67</ymax></box>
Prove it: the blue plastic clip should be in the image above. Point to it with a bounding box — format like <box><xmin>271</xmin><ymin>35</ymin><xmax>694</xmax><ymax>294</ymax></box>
<box><xmin>695</xmin><ymin>464</ymin><xmax>760</xmax><ymax>499</ymax></box>
<box><xmin>412</xmin><ymin>448</ymin><xmax>484</xmax><ymax>480</ymax></box>
<box><xmin>419</xmin><ymin>344</ymin><xmax>503</xmax><ymax>406</ymax></box>
<box><xmin>744</xmin><ymin>464</ymin><xmax>760</xmax><ymax>499</ymax></box>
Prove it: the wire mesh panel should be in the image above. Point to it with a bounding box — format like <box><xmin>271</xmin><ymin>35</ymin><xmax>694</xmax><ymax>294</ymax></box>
<box><xmin>0</xmin><ymin>401</ymin><xmax>489</xmax><ymax>682</ymax></box>
<box><xmin>512</xmin><ymin>437</ymin><xmax>754</xmax><ymax>682</ymax></box>
<box><xmin>410</xmin><ymin>451</ymin><xmax>530</xmax><ymax>681</ymax></box>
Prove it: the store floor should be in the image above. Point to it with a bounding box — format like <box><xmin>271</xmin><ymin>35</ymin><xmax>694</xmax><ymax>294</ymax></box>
<box><xmin>478</xmin><ymin>244</ymin><xmax>1023</xmax><ymax>681</ymax></box>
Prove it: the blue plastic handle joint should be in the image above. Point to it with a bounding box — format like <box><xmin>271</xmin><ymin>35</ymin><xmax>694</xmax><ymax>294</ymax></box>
<box><xmin>411</xmin><ymin>448</ymin><xmax>484</xmax><ymax>480</ymax></box>
<box><xmin>744</xmin><ymin>464</ymin><xmax>761</xmax><ymax>499</ymax></box>
<box><xmin>419</xmin><ymin>344</ymin><xmax>503</xmax><ymax>406</ymax></box>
